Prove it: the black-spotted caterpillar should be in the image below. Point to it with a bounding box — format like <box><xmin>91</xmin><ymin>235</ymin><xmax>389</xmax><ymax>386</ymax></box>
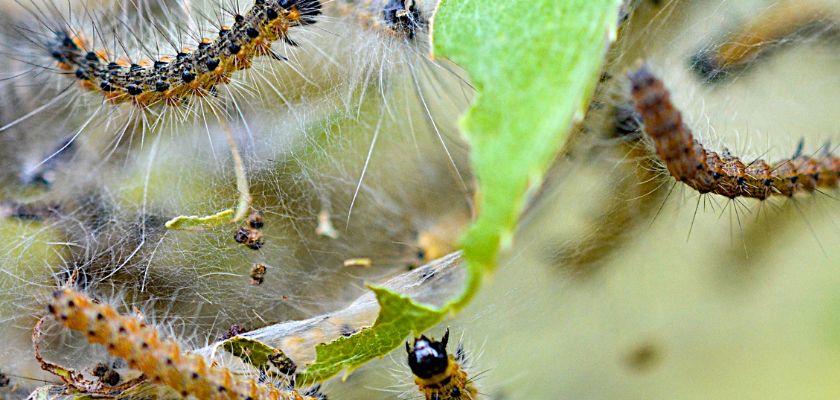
<box><xmin>47</xmin><ymin>0</ymin><xmax>320</xmax><ymax>108</ymax></box>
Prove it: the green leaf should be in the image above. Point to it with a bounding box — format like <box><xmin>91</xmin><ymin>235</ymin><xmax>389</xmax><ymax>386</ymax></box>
<box><xmin>297</xmin><ymin>286</ymin><xmax>443</xmax><ymax>383</ymax></box>
<box><xmin>222</xmin><ymin>336</ymin><xmax>296</xmax><ymax>374</ymax></box>
<box><xmin>433</xmin><ymin>0</ymin><xmax>623</xmax><ymax>309</ymax></box>
<box><xmin>164</xmin><ymin>208</ymin><xmax>234</xmax><ymax>230</ymax></box>
<box><xmin>297</xmin><ymin>0</ymin><xmax>622</xmax><ymax>382</ymax></box>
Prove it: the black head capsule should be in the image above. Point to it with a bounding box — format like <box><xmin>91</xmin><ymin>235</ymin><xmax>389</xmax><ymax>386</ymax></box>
<box><xmin>107</xmin><ymin>62</ymin><xmax>121</xmax><ymax>70</ymax></box>
<box><xmin>182</xmin><ymin>70</ymin><xmax>196</xmax><ymax>83</ymax></box>
<box><xmin>246</xmin><ymin>27</ymin><xmax>260</xmax><ymax>38</ymax></box>
<box><xmin>206</xmin><ymin>58</ymin><xmax>220</xmax><ymax>71</ymax></box>
<box><xmin>85</xmin><ymin>52</ymin><xmax>99</xmax><ymax>61</ymax></box>
<box><xmin>406</xmin><ymin>329</ymin><xmax>450</xmax><ymax>380</ymax></box>
<box><xmin>99</xmin><ymin>81</ymin><xmax>113</xmax><ymax>92</ymax></box>
<box><xmin>690</xmin><ymin>50</ymin><xmax>728</xmax><ymax>82</ymax></box>
<box><xmin>383</xmin><ymin>0</ymin><xmax>422</xmax><ymax>38</ymax></box>
<box><xmin>234</xmin><ymin>14</ymin><xmax>245</xmax><ymax>24</ymax></box>
<box><xmin>154</xmin><ymin>60</ymin><xmax>169</xmax><ymax>69</ymax></box>
<box><xmin>75</xmin><ymin>68</ymin><xmax>89</xmax><ymax>80</ymax></box>
<box><xmin>266</xmin><ymin>7</ymin><xmax>279</xmax><ymax>20</ymax></box>
<box><xmin>176</xmin><ymin>52</ymin><xmax>189</xmax><ymax>61</ymax></box>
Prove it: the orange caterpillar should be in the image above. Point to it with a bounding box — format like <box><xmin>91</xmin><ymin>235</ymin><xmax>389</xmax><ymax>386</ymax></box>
<box><xmin>629</xmin><ymin>65</ymin><xmax>840</xmax><ymax>200</ymax></box>
<box><xmin>47</xmin><ymin>288</ymin><xmax>324</xmax><ymax>400</ymax></box>
<box><xmin>48</xmin><ymin>0</ymin><xmax>320</xmax><ymax>107</ymax></box>
<box><xmin>406</xmin><ymin>329</ymin><xmax>477</xmax><ymax>400</ymax></box>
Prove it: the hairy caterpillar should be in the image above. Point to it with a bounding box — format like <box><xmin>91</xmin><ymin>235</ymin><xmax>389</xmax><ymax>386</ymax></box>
<box><xmin>691</xmin><ymin>0</ymin><xmax>840</xmax><ymax>81</ymax></box>
<box><xmin>47</xmin><ymin>288</ymin><xmax>326</xmax><ymax>399</ymax></box>
<box><xmin>543</xmin><ymin>100</ymin><xmax>666</xmax><ymax>276</ymax></box>
<box><xmin>629</xmin><ymin>65</ymin><xmax>840</xmax><ymax>200</ymax></box>
<box><xmin>3</xmin><ymin>0</ymin><xmax>323</xmax><ymax>233</ymax></box>
<box><xmin>0</xmin><ymin>0</ymin><xmax>473</xmax><ymax>394</ymax></box>
<box><xmin>536</xmin><ymin>55</ymin><xmax>668</xmax><ymax>275</ymax></box>
<box><xmin>314</xmin><ymin>0</ymin><xmax>471</xmax><ymax>206</ymax></box>
<box><xmin>528</xmin><ymin>35</ymin><xmax>668</xmax><ymax>275</ymax></box>
<box><xmin>324</xmin><ymin>0</ymin><xmax>431</xmax><ymax>39</ymax></box>
<box><xmin>405</xmin><ymin>329</ymin><xmax>477</xmax><ymax>400</ymax></box>
<box><xmin>0</xmin><ymin>94</ymin><xmax>472</xmax><ymax>385</ymax></box>
<box><xmin>43</xmin><ymin>0</ymin><xmax>320</xmax><ymax>108</ymax></box>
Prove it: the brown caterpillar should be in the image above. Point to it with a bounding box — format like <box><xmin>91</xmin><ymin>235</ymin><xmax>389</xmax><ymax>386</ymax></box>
<box><xmin>691</xmin><ymin>0</ymin><xmax>840</xmax><ymax>81</ymax></box>
<box><xmin>45</xmin><ymin>0</ymin><xmax>320</xmax><ymax>108</ymax></box>
<box><xmin>47</xmin><ymin>288</ymin><xmax>324</xmax><ymax>400</ymax></box>
<box><xmin>629</xmin><ymin>65</ymin><xmax>840</xmax><ymax>200</ymax></box>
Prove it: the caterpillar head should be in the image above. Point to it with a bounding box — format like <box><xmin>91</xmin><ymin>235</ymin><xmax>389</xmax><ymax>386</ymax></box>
<box><xmin>383</xmin><ymin>0</ymin><xmax>423</xmax><ymax>38</ymax></box>
<box><xmin>405</xmin><ymin>328</ymin><xmax>450</xmax><ymax>379</ymax></box>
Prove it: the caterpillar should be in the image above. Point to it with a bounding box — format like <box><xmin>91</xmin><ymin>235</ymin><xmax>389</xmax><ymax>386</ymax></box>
<box><xmin>324</xmin><ymin>0</ymin><xmax>430</xmax><ymax>39</ymax></box>
<box><xmin>544</xmin><ymin>100</ymin><xmax>666</xmax><ymax>276</ymax></box>
<box><xmin>405</xmin><ymin>329</ymin><xmax>478</xmax><ymax>400</ymax></box>
<box><xmin>6</xmin><ymin>0</ymin><xmax>327</xmax><ymax>231</ymax></box>
<box><xmin>691</xmin><ymin>0</ymin><xmax>840</xmax><ymax>81</ymax></box>
<box><xmin>629</xmin><ymin>65</ymin><xmax>840</xmax><ymax>200</ymax></box>
<box><xmin>41</xmin><ymin>0</ymin><xmax>321</xmax><ymax>109</ymax></box>
<box><xmin>47</xmin><ymin>288</ymin><xmax>324</xmax><ymax>399</ymax></box>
